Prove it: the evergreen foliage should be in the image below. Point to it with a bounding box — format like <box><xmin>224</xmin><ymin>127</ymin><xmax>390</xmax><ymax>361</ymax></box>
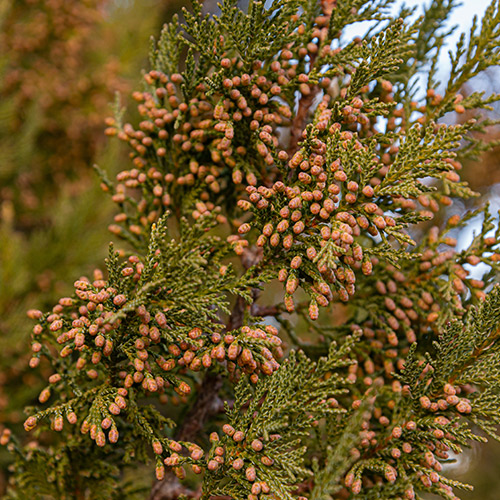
<box><xmin>0</xmin><ymin>0</ymin><xmax>186</xmax><ymax>494</ymax></box>
<box><xmin>3</xmin><ymin>0</ymin><xmax>500</xmax><ymax>498</ymax></box>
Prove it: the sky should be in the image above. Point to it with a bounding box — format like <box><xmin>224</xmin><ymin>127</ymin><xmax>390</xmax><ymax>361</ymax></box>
<box><xmin>343</xmin><ymin>0</ymin><xmax>497</xmax><ymax>86</ymax></box>
<box><xmin>342</xmin><ymin>0</ymin><xmax>500</xmax><ymax>260</ymax></box>
<box><xmin>396</xmin><ymin>0</ymin><xmax>495</xmax><ymax>69</ymax></box>
<box><xmin>399</xmin><ymin>0</ymin><xmax>493</xmax><ymax>26</ymax></box>
<box><xmin>395</xmin><ymin>2</ymin><xmax>500</xmax><ymax>265</ymax></box>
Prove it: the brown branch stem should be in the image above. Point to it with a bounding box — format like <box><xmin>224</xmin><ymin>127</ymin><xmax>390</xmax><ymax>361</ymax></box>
<box><xmin>287</xmin><ymin>52</ymin><xmax>320</xmax><ymax>156</ymax></box>
<box><xmin>149</xmin><ymin>247</ymin><xmax>263</xmax><ymax>500</ymax></box>
<box><xmin>250</xmin><ymin>304</ymin><xmax>281</xmax><ymax>317</ymax></box>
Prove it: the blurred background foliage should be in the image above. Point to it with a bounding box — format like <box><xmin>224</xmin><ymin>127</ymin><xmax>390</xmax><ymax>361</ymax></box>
<box><xmin>0</xmin><ymin>0</ymin><xmax>499</xmax><ymax>497</ymax></box>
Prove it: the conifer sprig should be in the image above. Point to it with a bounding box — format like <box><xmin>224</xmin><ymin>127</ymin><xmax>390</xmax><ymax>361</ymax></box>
<box><xmin>4</xmin><ymin>0</ymin><xmax>500</xmax><ymax>498</ymax></box>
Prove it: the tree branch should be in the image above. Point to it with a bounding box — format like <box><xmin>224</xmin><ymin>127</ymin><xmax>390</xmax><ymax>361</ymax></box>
<box><xmin>250</xmin><ymin>304</ymin><xmax>281</xmax><ymax>317</ymax></box>
<box><xmin>175</xmin><ymin>373</ymin><xmax>224</xmax><ymax>442</ymax></box>
<box><xmin>149</xmin><ymin>473</ymin><xmax>197</xmax><ymax>500</ymax></box>
<box><xmin>288</xmin><ymin>85</ymin><xmax>319</xmax><ymax>155</ymax></box>
<box><xmin>149</xmin><ymin>373</ymin><xmax>225</xmax><ymax>500</ymax></box>
<box><xmin>149</xmin><ymin>248</ymin><xmax>262</xmax><ymax>499</ymax></box>
<box><xmin>287</xmin><ymin>51</ymin><xmax>320</xmax><ymax>156</ymax></box>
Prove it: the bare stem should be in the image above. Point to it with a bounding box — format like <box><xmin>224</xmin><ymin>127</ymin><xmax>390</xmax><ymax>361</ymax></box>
<box><xmin>149</xmin><ymin>248</ymin><xmax>262</xmax><ymax>499</ymax></box>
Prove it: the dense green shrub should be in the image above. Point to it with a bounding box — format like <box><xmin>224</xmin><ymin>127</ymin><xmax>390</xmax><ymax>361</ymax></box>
<box><xmin>4</xmin><ymin>1</ymin><xmax>500</xmax><ymax>499</ymax></box>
